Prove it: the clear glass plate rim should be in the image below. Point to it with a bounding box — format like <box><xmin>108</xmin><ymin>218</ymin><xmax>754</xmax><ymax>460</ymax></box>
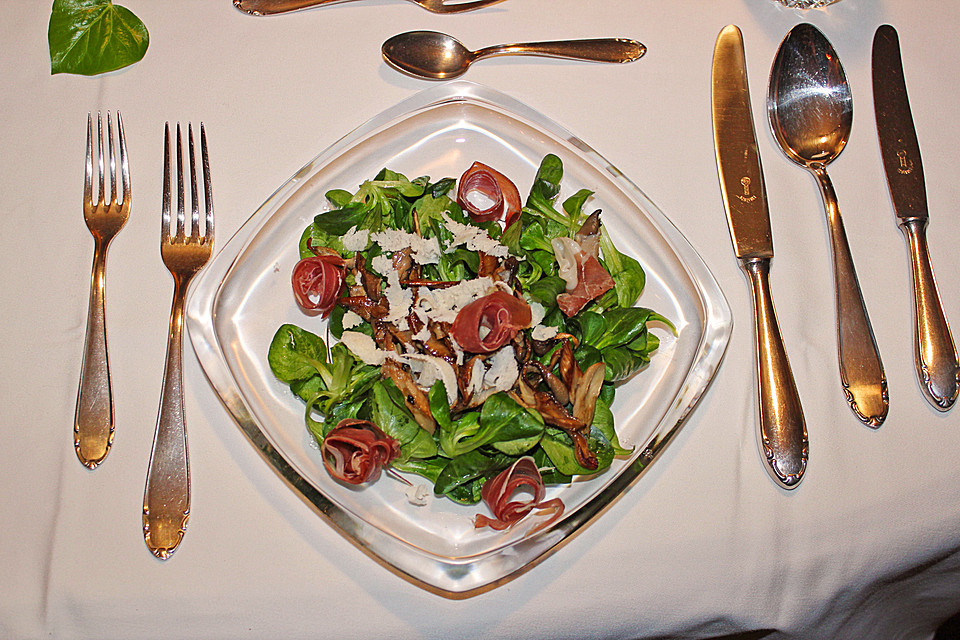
<box><xmin>185</xmin><ymin>80</ymin><xmax>733</xmax><ymax>595</ymax></box>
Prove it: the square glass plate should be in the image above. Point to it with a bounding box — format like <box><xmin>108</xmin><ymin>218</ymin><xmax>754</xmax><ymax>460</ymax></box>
<box><xmin>186</xmin><ymin>81</ymin><xmax>732</xmax><ymax>595</ymax></box>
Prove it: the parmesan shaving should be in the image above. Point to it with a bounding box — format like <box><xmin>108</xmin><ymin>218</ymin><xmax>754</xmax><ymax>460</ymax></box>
<box><xmin>370</xmin><ymin>229</ymin><xmax>441</xmax><ymax>264</ymax></box>
<box><xmin>341</xmin><ymin>227</ymin><xmax>370</xmax><ymax>252</ymax></box>
<box><xmin>441</xmin><ymin>212</ymin><xmax>509</xmax><ymax>257</ymax></box>
<box><xmin>341</xmin><ymin>310</ymin><xmax>364</xmax><ymax>330</ymax></box>
<box><xmin>531</xmin><ymin>324</ymin><xmax>559</xmax><ymax>341</ymax></box>
<box><xmin>415</xmin><ymin>276</ymin><xmax>496</xmax><ymax>325</ymax></box>
<box><xmin>340</xmin><ymin>331</ymin><xmax>387</xmax><ymax>366</ymax></box>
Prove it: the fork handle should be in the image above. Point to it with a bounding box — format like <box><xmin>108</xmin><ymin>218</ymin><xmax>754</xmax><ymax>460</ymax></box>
<box><xmin>75</xmin><ymin>241</ymin><xmax>115</xmax><ymax>468</ymax></box>
<box><xmin>233</xmin><ymin>0</ymin><xmax>353</xmax><ymax>15</ymax></box>
<box><xmin>143</xmin><ymin>276</ymin><xmax>192</xmax><ymax>560</ymax></box>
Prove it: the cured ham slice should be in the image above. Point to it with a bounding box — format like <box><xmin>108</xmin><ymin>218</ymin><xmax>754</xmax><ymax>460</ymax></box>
<box><xmin>457</xmin><ymin>162</ymin><xmax>522</xmax><ymax>229</ymax></box>
<box><xmin>291</xmin><ymin>254</ymin><xmax>346</xmax><ymax>318</ymax></box>
<box><xmin>551</xmin><ymin>237</ymin><xmax>615</xmax><ymax>317</ymax></box>
<box><xmin>451</xmin><ymin>290</ymin><xmax>532</xmax><ymax>354</ymax></box>
<box><xmin>474</xmin><ymin>457</ymin><xmax>564</xmax><ymax>533</ymax></box>
<box><xmin>320</xmin><ymin>420</ymin><xmax>400</xmax><ymax>485</ymax></box>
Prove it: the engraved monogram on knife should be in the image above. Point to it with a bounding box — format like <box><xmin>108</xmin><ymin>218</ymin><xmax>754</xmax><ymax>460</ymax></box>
<box><xmin>895</xmin><ymin>149</ymin><xmax>914</xmax><ymax>174</ymax></box>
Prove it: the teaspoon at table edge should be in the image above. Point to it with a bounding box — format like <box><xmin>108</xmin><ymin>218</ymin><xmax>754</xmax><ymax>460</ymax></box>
<box><xmin>767</xmin><ymin>23</ymin><xmax>888</xmax><ymax>427</ymax></box>
<box><xmin>382</xmin><ymin>31</ymin><xmax>645</xmax><ymax>80</ymax></box>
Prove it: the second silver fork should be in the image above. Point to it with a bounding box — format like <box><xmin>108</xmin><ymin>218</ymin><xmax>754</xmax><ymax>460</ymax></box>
<box><xmin>143</xmin><ymin>123</ymin><xmax>214</xmax><ymax>560</ymax></box>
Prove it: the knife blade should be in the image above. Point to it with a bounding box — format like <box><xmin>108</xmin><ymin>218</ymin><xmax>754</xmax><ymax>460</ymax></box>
<box><xmin>712</xmin><ymin>24</ymin><xmax>807</xmax><ymax>488</ymax></box>
<box><xmin>872</xmin><ymin>24</ymin><xmax>959</xmax><ymax>410</ymax></box>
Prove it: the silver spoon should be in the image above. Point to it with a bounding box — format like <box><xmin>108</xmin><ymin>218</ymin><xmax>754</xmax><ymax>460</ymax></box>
<box><xmin>382</xmin><ymin>31</ymin><xmax>645</xmax><ymax>80</ymax></box>
<box><xmin>767</xmin><ymin>23</ymin><xmax>888</xmax><ymax>427</ymax></box>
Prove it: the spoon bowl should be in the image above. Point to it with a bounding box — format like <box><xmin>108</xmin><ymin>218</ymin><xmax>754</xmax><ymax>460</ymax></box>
<box><xmin>766</xmin><ymin>23</ymin><xmax>888</xmax><ymax>427</ymax></box>
<box><xmin>767</xmin><ymin>23</ymin><xmax>853</xmax><ymax>167</ymax></box>
<box><xmin>382</xmin><ymin>31</ymin><xmax>645</xmax><ymax>80</ymax></box>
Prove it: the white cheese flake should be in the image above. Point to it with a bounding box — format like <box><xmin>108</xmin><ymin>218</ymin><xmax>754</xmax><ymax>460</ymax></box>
<box><xmin>531</xmin><ymin>324</ymin><xmax>559</xmax><ymax>341</ymax></box>
<box><xmin>370</xmin><ymin>254</ymin><xmax>392</xmax><ymax>275</ymax></box>
<box><xmin>370</xmin><ymin>229</ymin><xmax>441</xmax><ymax>265</ymax></box>
<box><xmin>527</xmin><ymin>300</ymin><xmax>546</xmax><ymax>328</ymax></box>
<box><xmin>405</xmin><ymin>483</ymin><xmax>431</xmax><ymax>506</ymax></box>
<box><xmin>340</xmin><ymin>310</ymin><xmax>364</xmax><ymax>330</ymax></box>
<box><xmin>341</xmin><ymin>227</ymin><xmax>370</xmax><ymax>252</ymax></box>
<box><xmin>441</xmin><ymin>212</ymin><xmax>509</xmax><ymax>257</ymax></box>
<box><xmin>483</xmin><ymin>346</ymin><xmax>519</xmax><ymax>394</ymax></box>
<box><xmin>340</xmin><ymin>331</ymin><xmax>387</xmax><ymax>366</ymax></box>
<box><xmin>403</xmin><ymin>354</ymin><xmax>458</xmax><ymax>405</ymax></box>
<box><xmin>382</xmin><ymin>270</ymin><xmax>413</xmax><ymax>326</ymax></box>
<box><xmin>415</xmin><ymin>276</ymin><xmax>496</xmax><ymax>325</ymax></box>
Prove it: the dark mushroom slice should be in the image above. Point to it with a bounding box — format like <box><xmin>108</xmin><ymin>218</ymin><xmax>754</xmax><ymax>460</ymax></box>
<box><xmin>354</xmin><ymin>252</ymin><xmax>382</xmax><ymax>301</ymax></box>
<box><xmin>340</xmin><ymin>296</ymin><xmax>389</xmax><ymax>322</ymax></box>
<box><xmin>571</xmin><ymin>362</ymin><xmax>605</xmax><ymax>425</ymax></box>
<box><xmin>381</xmin><ymin>358</ymin><xmax>436</xmax><ymax>434</ymax></box>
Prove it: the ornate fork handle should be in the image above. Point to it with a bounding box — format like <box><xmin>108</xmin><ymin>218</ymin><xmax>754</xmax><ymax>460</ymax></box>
<box><xmin>143</xmin><ymin>272</ymin><xmax>193</xmax><ymax>559</ymax></box>
<box><xmin>143</xmin><ymin>121</ymin><xmax>213</xmax><ymax>560</ymax></box>
<box><xmin>75</xmin><ymin>241</ymin><xmax>115</xmax><ymax>467</ymax></box>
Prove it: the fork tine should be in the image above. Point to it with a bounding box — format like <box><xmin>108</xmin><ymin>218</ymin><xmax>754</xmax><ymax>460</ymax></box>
<box><xmin>188</xmin><ymin>124</ymin><xmax>200</xmax><ymax>240</ymax></box>
<box><xmin>97</xmin><ymin>112</ymin><xmax>105</xmax><ymax>206</ymax></box>
<box><xmin>176</xmin><ymin>123</ymin><xmax>186</xmax><ymax>239</ymax></box>
<box><xmin>161</xmin><ymin>123</ymin><xmax>171</xmax><ymax>243</ymax></box>
<box><xmin>118</xmin><ymin>112</ymin><xmax>130</xmax><ymax>204</ymax></box>
<box><xmin>106</xmin><ymin>112</ymin><xmax>117</xmax><ymax>207</ymax></box>
<box><xmin>200</xmin><ymin>123</ymin><xmax>213</xmax><ymax>243</ymax></box>
<box><xmin>84</xmin><ymin>114</ymin><xmax>93</xmax><ymax>207</ymax></box>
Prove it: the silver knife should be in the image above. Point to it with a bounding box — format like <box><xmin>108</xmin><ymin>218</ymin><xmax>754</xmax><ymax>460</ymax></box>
<box><xmin>872</xmin><ymin>24</ymin><xmax>959</xmax><ymax>411</ymax></box>
<box><xmin>712</xmin><ymin>25</ymin><xmax>808</xmax><ymax>488</ymax></box>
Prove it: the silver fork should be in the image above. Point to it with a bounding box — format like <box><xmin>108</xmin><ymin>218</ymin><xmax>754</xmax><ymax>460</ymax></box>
<box><xmin>233</xmin><ymin>0</ymin><xmax>504</xmax><ymax>16</ymax></box>
<box><xmin>75</xmin><ymin>112</ymin><xmax>130</xmax><ymax>469</ymax></box>
<box><xmin>143</xmin><ymin>123</ymin><xmax>214</xmax><ymax>560</ymax></box>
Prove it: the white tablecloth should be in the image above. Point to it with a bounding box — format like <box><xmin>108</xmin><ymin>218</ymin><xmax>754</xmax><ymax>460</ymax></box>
<box><xmin>4</xmin><ymin>1</ymin><xmax>960</xmax><ymax>638</ymax></box>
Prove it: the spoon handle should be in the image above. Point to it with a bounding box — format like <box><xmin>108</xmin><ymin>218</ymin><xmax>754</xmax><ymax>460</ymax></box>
<box><xmin>473</xmin><ymin>38</ymin><xmax>645</xmax><ymax>64</ymax></box>
<box><xmin>814</xmin><ymin>166</ymin><xmax>888</xmax><ymax>426</ymax></box>
<box><xmin>899</xmin><ymin>218</ymin><xmax>960</xmax><ymax>409</ymax></box>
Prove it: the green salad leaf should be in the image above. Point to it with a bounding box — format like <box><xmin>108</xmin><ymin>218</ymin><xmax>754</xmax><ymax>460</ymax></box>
<box><xmin>48</xmin><ymin>0</ymin><xmax>149</xmax><ymax>76</ymax></box>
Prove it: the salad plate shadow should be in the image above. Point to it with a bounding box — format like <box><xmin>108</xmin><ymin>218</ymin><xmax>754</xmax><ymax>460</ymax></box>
<box><xmin>185</xmin><ymin>81</ymin><xmax>732</xmax><ymax>595</ymax></box>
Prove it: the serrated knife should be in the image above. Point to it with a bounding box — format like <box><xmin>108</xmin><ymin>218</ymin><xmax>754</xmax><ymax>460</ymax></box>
<box><xmin>872</xmin><ymin>24</ymin><xmax>959</xmax><ymax>411</ymax></box>
<box><xmin>712</xmin><ymin>25</ymin><xmax>807</xmax><ymax>488</ymax></box>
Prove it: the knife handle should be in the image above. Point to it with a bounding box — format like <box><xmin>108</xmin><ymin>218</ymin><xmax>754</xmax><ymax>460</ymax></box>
<box><xmin>744</xmin><ymin>258</ymin><xmax>808</xmax><ymax>488</ymax></box>
<box><xmin>814</xmin><ymin>166</ymin><xmax>889</xmax><ymax>426</ymax></box>
<box><xmin>900</xmin><ymin>218</ymin><xmax>959</xmax><ymax>410</ymax></box>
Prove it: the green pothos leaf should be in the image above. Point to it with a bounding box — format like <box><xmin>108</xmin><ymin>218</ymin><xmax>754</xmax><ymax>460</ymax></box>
<box><xmin>49</xmin><ymin>0</ymin><xmax>149</xmax><ymax>76</ymax></box>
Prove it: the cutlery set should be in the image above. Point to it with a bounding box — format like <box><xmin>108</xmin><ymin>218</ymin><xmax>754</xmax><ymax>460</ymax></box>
<box><xmin>73</xmin><ymin>3</ymin><xmax>956</xmax><ymax>566</ymax></box>
<box><xmin>74</xmin><ymin>117</ymin><xmax>214</xmax><ymax>560</ymax></box>
<box><xmin>713</xmin><ymin>23</ymin><xmax>959</xmax><ymax>488</ymax></box>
